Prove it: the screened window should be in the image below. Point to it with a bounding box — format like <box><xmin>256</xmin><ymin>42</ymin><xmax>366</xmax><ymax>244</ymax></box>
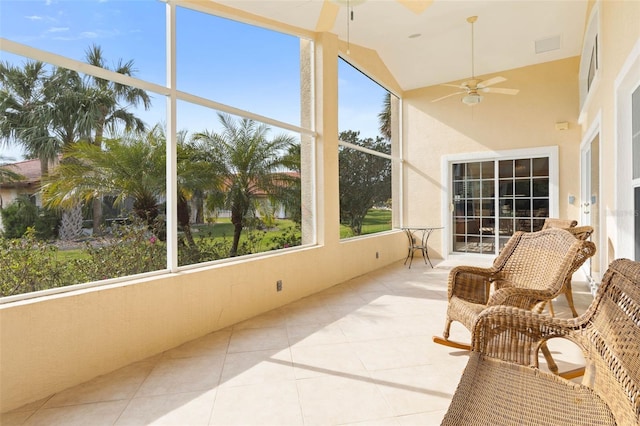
<box><xmin>0</xmin><ymin>2</ymin><xmax>314</xmax><ymax>297</ymax></box>
<box><xmin>338</xmin><ymin>58</ymin><xmax>396</xmax><ymax>239</ymax></box>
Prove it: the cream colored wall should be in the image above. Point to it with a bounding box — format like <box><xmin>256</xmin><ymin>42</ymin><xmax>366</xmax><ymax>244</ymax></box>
<box><xmin>0</xmin><ymin>22</ymin><xmax>408</xmax><ymax>415</ymax></box>
<box><xmin>578</xmin><ymin>0</ymin><xmax>640</xmax><ymax>266</ymax></box>
<box><xmin>403</xmin><ymin>57</ymin><xmax>583</xmax><ymax>259</ymax></box>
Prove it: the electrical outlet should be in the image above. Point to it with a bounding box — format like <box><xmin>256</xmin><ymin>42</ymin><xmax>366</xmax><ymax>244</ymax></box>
<box><xmin>276</xmin><ymin>280</ymin><xmax>283</xmax><ymax>292</ymax></box>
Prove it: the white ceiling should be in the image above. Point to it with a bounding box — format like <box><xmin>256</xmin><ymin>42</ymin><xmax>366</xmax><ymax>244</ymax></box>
<box><xmin>213</xmin><ymin>0</ymin><xmax>588</xmax><ymax>91</ymax></box>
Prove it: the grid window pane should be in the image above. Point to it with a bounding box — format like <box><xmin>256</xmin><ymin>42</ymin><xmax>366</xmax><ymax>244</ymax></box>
<box><xmin>453</xmin><ymin>157</ymin><xmax>550</xmax><ymax>255</ymax></box>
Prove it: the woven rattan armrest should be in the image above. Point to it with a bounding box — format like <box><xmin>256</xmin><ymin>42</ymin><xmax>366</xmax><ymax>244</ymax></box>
<box><xmin>487</xmin><ymin>287</ymin><xmax>557</xmax><ymax>309</ymax></box>
<box><xmin>447</xmin><ymin>265</ymin><xmax>497</xmax><ymax>304</ymax></box>
<box><xmin>470</xmin><ymin>305</ymin><xmax>585</xmax><ymax>367</ymax></box>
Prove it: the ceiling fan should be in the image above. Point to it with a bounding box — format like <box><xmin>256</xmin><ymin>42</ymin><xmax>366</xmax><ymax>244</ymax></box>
<box><xmin>315</xmin><ymin>0</ymin><xmax>433</xmax><ymax>32</ymax></box>
<box><xmin>432</xmin><ymin>16</ymin><xmax>519</xmax><ymax>106</ymax></box>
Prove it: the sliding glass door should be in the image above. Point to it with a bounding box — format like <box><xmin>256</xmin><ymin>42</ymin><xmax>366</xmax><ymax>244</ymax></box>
<box><xmin>452</xmin><ymin>156</ymin><xmax>550</xmax><ymax>255</ymax></box>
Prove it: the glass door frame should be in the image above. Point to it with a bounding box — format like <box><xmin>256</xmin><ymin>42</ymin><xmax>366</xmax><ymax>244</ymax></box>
<box><xmin>614</xmin><ymin>40</ymin><xmax>640</xmax><ymax>263</ymax></box>
<box><xmin>580</xmin><ymin>118</ymin><xmax>601</xmax><ymax>282</ymax></box>
<box><xmin>441</xmin><ymin>146</ymin><xmax>559</xmax><ymax>258</ymax></box>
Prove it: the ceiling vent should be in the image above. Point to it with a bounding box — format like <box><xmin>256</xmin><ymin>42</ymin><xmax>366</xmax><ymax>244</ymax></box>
<box><xmin>535</xmin><ymin>35</ymin><xmax>561</xmax><ymax>54</ymax></box>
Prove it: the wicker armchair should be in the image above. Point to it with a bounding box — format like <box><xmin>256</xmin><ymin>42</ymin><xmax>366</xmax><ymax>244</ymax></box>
<box><xmin>547</xmin><ymin>225</ymin><xmax>594</xmax><ymax>317</ymax></box>
<box><xmin>540</xmin><ymin>218</ymin><xmax>594</xmax><ymax>317</ymax></box>
<box><xmin>441</xmin><ymin>259</ymin><xmax>640</xmax><ymax>426</ymax></box>
<box><xmin>541</xmin><ymin>218</ymin><xmax>577</xmax><ymax>230</ymax></box>
<box><xmin>433</xmin><ymin>228</ymin><xmax>596</xmax><ymax>355</ymax></box>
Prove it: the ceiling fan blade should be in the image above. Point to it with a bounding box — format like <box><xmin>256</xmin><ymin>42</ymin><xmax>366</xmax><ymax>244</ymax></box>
<box><xmin>477</xmin><ymin>76</ymin><xmax>506</xmax><ymax>88</ymax></box>
<box><xmin>396</xmin><ymin>0</ymin><xmax>433</xmax><ymax>14</ymax></box>
<box><xmin>316</xmin><ymin>0</ymin><xmax>340</xmax><ymax>32</ymax></box>
<box><xmin>442</xmin><ymin>83</ymin><xmax>465</xmax><ymax>89</ymax></box>
<box><xmin>480</xmin><ymin>87</ymin><xmax>520</xmax><ymax>95</ymax></box>
<box><xmin>432</xmin><ymin>91</ymin><xmax>466</xmax><ymax>103</ymax></box>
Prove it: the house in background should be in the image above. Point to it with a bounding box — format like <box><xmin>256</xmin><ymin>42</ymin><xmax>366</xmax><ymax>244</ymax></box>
<box><xmin>0</xmin><ymin>0</ymin><xmax>639</xmax><ymax>413</ymax></box>
<box><xmin>0</xmin><ymin>158</ymin><xmax>43</xmax><ymax>230</ymax></box>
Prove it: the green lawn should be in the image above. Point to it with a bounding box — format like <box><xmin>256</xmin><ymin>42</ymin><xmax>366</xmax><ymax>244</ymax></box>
<box><xmin>340</xmin><ymin>208</ymin><xmax>392</xmax><ymax>238</ymax></box>
<box><xmin>53</xmin><ymin>209</ymin><xmax>392</xmax><ymax>260</ymax></box>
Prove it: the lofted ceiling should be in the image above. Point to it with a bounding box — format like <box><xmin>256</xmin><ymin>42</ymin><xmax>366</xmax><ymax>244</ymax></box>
<box><xmin>212</xmin><ymin>0</ymin><xmax>588</xmax><ymax>91</ymax></box>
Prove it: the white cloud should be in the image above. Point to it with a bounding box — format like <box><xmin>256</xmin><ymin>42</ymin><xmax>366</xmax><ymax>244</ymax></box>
<box><xmin>47</xmin><ymin>27</ymin><xmax>69</xmax><ymax>33</ymax></box>
<box><xmin>80</xmin><ymin>31</ymin><xmax>98</xmax><ymax>38</ymax></box>
<box><xmin>25</xmin><ymin>15</ymin><xmax>43</xmax><ymax>20</ymax></box>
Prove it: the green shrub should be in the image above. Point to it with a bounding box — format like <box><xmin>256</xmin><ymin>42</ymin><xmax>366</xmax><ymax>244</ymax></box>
<box><xmin>0</xmin><ymin>195</ymin><xmax>60</xmax><ymax>239</ymax></box>
<box><xmin>0</xmin><ymin>228</ymin><xmax>79</xmax><ymax>296</ymax></box>
<box><xmin>0</xmin><ymin>221</ymin><xmax>165</xmax><ymax>297</ymax></box>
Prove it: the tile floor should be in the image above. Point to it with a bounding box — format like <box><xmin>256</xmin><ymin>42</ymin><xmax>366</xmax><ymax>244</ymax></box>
<box><xmin>1</xmin><ymin>258</ymin><xmax>594</xmax><ymax>426</ymax></box>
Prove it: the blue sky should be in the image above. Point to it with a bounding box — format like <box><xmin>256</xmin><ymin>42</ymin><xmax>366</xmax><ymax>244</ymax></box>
<box><xmin>1</xmin><ymin>0</ymin><xmax>388</xmax><ymax>162</ymax></box>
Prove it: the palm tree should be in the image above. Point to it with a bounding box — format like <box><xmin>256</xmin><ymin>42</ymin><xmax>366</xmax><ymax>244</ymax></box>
<box><xmin>191</xmin><ymin>113</ymin><xmax>297</xmax><ymax>256</ymax></box>
<box><xmin>378</xmin><ymin>92</ymin><xmax>392</xmax><ymax>141</ymax></box>
<box><xmin>82</xmin><ymin>44</ymin><xmax>152</xmax><ymax>235</ymax></box>
<box><xmin>0</xmin><ymin>60</ymin><xmax>59</xmax><ymax>176</ymax></box>
<box><xmin>42</xmin><ymin>129</ymin><xmax>166</xmax><ymax>230</ymax></box>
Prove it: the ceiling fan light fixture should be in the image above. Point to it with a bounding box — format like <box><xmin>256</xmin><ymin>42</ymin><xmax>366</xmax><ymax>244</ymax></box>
<box><xmin>462</xmin><ymin>93</ymin><xmax>482</xmax><ymax>105</ymax></box>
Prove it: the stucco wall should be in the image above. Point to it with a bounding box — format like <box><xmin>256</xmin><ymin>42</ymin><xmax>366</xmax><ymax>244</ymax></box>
<box><xmin>579</xmin><ymin>0</ymin><xmax>640</xmax><ymax>265</ymax></box>
<box><xmin>402</xmin><ymin>57</ymin><xmax>583</xmax><ymax>259</ymax></box>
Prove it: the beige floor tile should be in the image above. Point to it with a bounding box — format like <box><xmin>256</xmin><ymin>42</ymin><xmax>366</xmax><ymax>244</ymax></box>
<box><xmin>23</xmin><ymin>400</ymin><xmax>128</xmax><ymax>426</ymax></box>
<box><xmin>134</xmin><ymin>355</ymin><xmax>224</xmax><ymax>398</ymax></box>
<box><xmin>337</xmin><ymin>314</ymin><xmax>432</xmax><ymax>342</ymax></box>
<box><xmin>115</xmin><ymin>389</ymin><xmax>216</xmax><ymax>426</ymax></box>
<box><xmin>370</xmin><ymin>365</ymin><xmax>462</xmax><ymax>416</ymax></box>
<box><xmin>290</xmin><ymin>342</ymin><xmax>367</xmax><ymax>379</ymax></box>
<box><xmin>284</xmin><ymin>304</ymin><xmax>337</xmax><ymax>326</ymax></box>
<box><xmin>43</xmin><ymin>358</ymin><xmax>157</xmax><ymax>408</ymax></box>
<box><xmin>350</xmin><ymin>335</ymin><xmax>433</xmax><ymax>371</ymax></box>
<box><xmin>232</xmin><ymin>308</ymin><xmax>289</xmax><ymax>330</ymax></box>
<box><xmin>227</xmin><ymin>326</ymin><xmax>289</xmax><ymax>353</ymax></box>
<box><xmin>209</xmin><ymin>381</ymin><xmax>303</xmax><ymax>425</ymax></box>
<box><xmin>340</xmin><ymin>417</ymin><xmax>401</xmax><ymax>426</ymax></box>
<box><xmin>396</xmin><ymin>410</ymin><xmax>448</xmax><ymax>426</ymax></box>
<box><xmin>162</xmin><ymin>329</ymin><xmax>231</xmax><ymax>360</ymax></box>
<box><xmin>296</xmin><ymin>374</ymin><xmax>394</xmax><ymax>425</ymax></box>
<box><xmin>219</xmin><ymin>348</ymin><xmax>294</xmax><ymax>387</ymax></box>
<box><xmin>287</xmin><ymin>322</ymin><xmax>348</xmax><ymax>347</ymax></box>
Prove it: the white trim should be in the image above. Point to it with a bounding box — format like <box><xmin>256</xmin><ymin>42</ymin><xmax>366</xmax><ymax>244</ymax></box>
<box><xmin>338</xmin><ymin>140</ymin><xmax>393</xmax><ymax>160</ymax></box>
<box><xmin>0</xmin><ymin>38</ymin><xmax>316</xmax><ymax>138</ymax></box>
<box><xmin>441</xmin><ymin>146</ymin><xmax>559</xmax><ymax>260</ymax></box>
<box><xmin>579</xmin><ymin>111</ymin><xmax>602</xmax><ymax>283</ymax></box>
<box><xmin>614</xmin><ymin>37</ymin><xmax>640</xmax><ymax>260</ymax></box>
<box><xmin>166</xmin><ymin>2</ymin><xmax>179</xmax><ymax>271</ymax></box>
<box><xmin>578</xmin><ymin>2</ymin><xmax>601</xmax><ymax>122</ymax></box>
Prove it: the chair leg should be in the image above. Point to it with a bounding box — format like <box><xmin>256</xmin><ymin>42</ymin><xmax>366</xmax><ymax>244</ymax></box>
<box><xmin>540</xmin><ymin>342</ymin><xmax>559</xmax><ymax>374</ymax></box>
<box><xmin>443</xmin><ymin>318</ymin><xmax>452</xmax><ymax>339</ymax></box>
<box><xmin>563</xmin><ymin>282</ymin><xmax>579</xmax><ymax>318</ymax></box>
<box><xmin>542</xmin><ymin>341</ymin><xmax>586</xmax><ymax>378</ymax></box>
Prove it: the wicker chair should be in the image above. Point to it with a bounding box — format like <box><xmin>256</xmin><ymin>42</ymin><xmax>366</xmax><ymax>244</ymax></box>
<box><xmin>537</xmin><ymin>218</ymin><xmax>593</xmax><ymax>317</ymax></box>
<box><xmin>541</xmin><ymin>218</ymin><xmax>577</xmax><ymax>230</ymax></box>
<box><xmin>441</xmin><ymin>259</ymin><xmax>640</xmax><ymax>426</ymax></box>
<box><xmin>433</xmin><ymin>228</ymin><xmax>596</xmax><ymax>357</ymax></box>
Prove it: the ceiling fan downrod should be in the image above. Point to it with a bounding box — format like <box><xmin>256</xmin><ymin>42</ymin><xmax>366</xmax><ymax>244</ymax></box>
<box><xmin>468</xmin><ymin>16</ymin><xmax>477</xmax><ymax>78</ymax></box>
